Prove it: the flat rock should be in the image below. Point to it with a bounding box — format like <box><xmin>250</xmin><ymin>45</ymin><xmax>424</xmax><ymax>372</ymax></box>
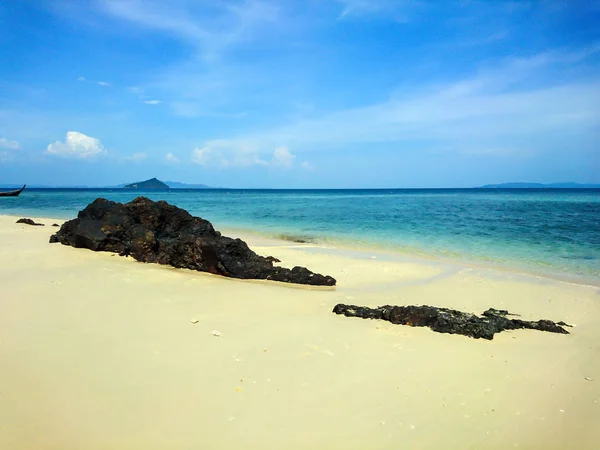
<box><xmin>333</xmin><ymin>303</ymin><xmax>571</xmax><ymax>340</ymax></box>
<box><xmin>16</xmin><ymin>218</ymin><xmax>44</xmax><ymax>226</ymax></box>
<box><xmin>50</xmin><ymin>196</ymin><xmax>336</xmax><ymax>286</ymax></box>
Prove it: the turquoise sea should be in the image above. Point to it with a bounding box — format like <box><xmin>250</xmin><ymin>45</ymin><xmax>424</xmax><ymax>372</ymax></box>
<box><xmin>1</xmin><ymin>188</ymin><xmax>599</xmax><ymax>283</ymax></box>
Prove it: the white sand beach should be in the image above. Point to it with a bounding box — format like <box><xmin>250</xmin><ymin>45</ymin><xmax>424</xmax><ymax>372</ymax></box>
<box><xmin>1</xmin><ymin>214</ymin><xmax>599</xmax><ymax>449</ymax></box>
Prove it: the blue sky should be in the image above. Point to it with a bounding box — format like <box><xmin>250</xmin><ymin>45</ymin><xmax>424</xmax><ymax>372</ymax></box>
<box><xmin>1</xmin><ymin>0</ymin><xmax>599</xmax><ymax>188</ymax></box>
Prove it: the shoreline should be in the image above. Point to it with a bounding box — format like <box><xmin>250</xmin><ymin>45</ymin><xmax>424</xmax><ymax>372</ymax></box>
<box><xmin>3</xmin><ymin>212</ymin><xmax>599</xmax><ymax>289</ymax></box>
<box><xmin>219</xmin><ymin>224</ymin><xmax>600</xmax><ymax>289</ymax></box>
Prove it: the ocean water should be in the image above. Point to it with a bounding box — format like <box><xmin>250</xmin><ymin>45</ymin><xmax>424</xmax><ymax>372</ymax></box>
<box><xmin>1</xmin><ymin>188</ymin><xmax>599</xmax><ymax>283</ymax></box>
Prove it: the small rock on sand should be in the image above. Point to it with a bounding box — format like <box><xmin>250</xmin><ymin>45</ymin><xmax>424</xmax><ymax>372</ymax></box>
<box><xmin>16</xmin><ymin>218</ymin><xmax>44</xmax><ymax>226</ymax></box>
<box><xmin>190</xmin><ymin>319</ymin><xmax>199</xmax><ymax>324</ymax></box>
<box><xmin>212</xmin><ymin>330</ymin><xmax>222</xmax><ymax>337</ymax></box>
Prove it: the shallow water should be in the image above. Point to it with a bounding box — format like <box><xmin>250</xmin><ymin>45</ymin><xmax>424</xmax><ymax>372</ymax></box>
<box><xmin>1</xmin><ymin>188</ymin><xmax>599</xmax><ymax>281</ymax></box>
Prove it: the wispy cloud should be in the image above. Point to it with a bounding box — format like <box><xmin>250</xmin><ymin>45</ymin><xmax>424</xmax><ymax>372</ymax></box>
<box><xmin>457</xmin><ymin>147</ymin><xmax>533</xmax><ymax>158</ymax></box>
<box><xmin>97</xmin><ymin>0</ymin><xmax>280</xmax><ymax>60</ymax></box>
<box><xmin>127</xmin><ymin>86</ymin><xmax>163</xmax><ymax>105</ymax></box>
<box><xmin>260</xmin><ymin>83</ymin><xmax>599</xmax><ymax>149</ymax></box>
<box><xmin>126</xmin><ymin>152</ymin><xmax>147</xmax><ymax>163</ymax></box>
<box><xmin>0</xmin><ymin>136</ymin><xmax>20</xmax><ymax>163</ymax></box>
<box><xmin>77</xmin><ymin>1</ymin><xmax>297</xmax><ymax>116</ymax></box>
<box><xmin>301</xmin><ymin>161</ymin><xmax>314</xmax><ymax>171</ymax></box>
<box><xmin>0</xmin><ymin>152</ymin><xmax>12</xmax><ymax>163</ymax></box>
<box><xmin>77</xmin><ymin>77</ymin><xmax>113</xmax><ymax>87</ymax></box>
<box><xmin>129</xmin><ymin>86</ymin><xmax>144</xmax><ymax>95</ymax></box>
<box><xmin>201</xmin><ymin>48</ymin><xmax>600</xmax><ymax>156</ymax></box>
<box><xmin>333</xmin><ymin>0</ymin><xmax>420</xmax><ymax>20</ymax></box>
<box><xmin>0</xmin><ymin>137</ymin><xmax>20</xmax><ymax>150</ymax></box>
<box><xmin>165</xmin><ymin>152</ymin><xmax>180</xmax><ymax>163</ymax></box>
<box><xmin>47</xmin><ymin>131</ymin><xmax>107</xmax><ymax>159</ymax></box>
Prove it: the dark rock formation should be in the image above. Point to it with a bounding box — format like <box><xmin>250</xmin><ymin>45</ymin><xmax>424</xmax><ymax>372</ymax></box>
<box><xmin>52</xmin><ymin>223</ymin><xmax>60</xmax><ymax>227</ymax></box>
<box><xmin>16</xmin><ymin>218</ymin><xmax>44</xmax><ymax>226</ymax></box>
<box><xmin>124</xmin><ymin>177</ymin><xmax>169</xmax><ymax>189</ymax></box>
<box><xmin>50</xmin><ymin>197</ymin><xmax>336</xmax><ymax>286</ymax></box>
<box><xmin>265</xmin><ymin>256</ymin><xmax>281</xmax><ymax>263</ymax></box>
<box><xmin>333</xmin><ymin>304</ymin><xmax>571</xmax><ymax>340</ymax></box>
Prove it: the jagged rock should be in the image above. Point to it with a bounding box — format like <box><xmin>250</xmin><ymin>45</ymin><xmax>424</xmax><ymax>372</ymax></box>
<box><xmin>265</xmin><ymin>256</ymin><xmax>281</xmax><ymax>263</ymax></box>
<box><xmin>17</xmin><ymin>218</ymin><xmax>44</xmax><ymax>226</ymax></box>
<box><xmin>333</xmin><ymin>304</ymin><xmax>571</xmax><ymax>340</ymax></box>
<box><xmin>50</xmin><ymin>197</ymin><xmax>336</xmax><ymax>286</ymax></box>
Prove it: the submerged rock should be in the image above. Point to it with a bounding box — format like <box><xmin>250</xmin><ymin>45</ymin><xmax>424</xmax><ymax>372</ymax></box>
<box><xmin>279</xmin><ymin>234</ymin><xmax>314</xmax><ymax>244</ymax></box>
<box><xmin>50</xmin><ymin>196</ymin><xmax>336</xmax><ymax>286</ymax></box>
<box><xmin>332</xmin><ymin>304</ymin><xmax>571</xmax><ymax>340</ymax></box>
<box><xmin>16</xmin><ymin>218</ymin><xmax>44</xmax><ymax>226</ymax></box>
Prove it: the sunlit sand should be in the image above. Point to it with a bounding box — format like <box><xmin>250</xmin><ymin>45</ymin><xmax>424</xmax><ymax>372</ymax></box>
<box><xmin>1</xmin><ymin>215</ymin><xmax>599</xmax><ymax>449</ymax></box>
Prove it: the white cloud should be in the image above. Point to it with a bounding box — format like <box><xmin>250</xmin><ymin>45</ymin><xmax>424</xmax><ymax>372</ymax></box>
<box><xmin>190</xmin><ymin>140</ymin><xmax>300</xmax><ymax>169</ymax></box>
<box><xmin>191</xmin><ymin>139</ymin><xmax>267</xmax><ymax>167</ymax></box>
<box><xmin>97</xmin><ymin>81</ymin><xmax>112</xmax><ymax>87</ymax></box>
<box><xmin>144</xmin><ymin>99</ymin><xmax>161</xmax><ymax>105</ymax></box>
<box><xmin>46</xmin><ymin>131</ymin><xmax>107</xmax><ymax>159</ymax></box>
<box><xmin>77</xmin><ymin>76</ymin><xmax>86</xmax><ymax>82</ymax></box>
<box><xmin>0</xmin><ymin>137</ymin><xmax>20</xmax><ymax>150</ymax></box>
<box><xmin>271</xmin><ymin>146</ymin><xmax>295</xmax><ymax>168</ymax></box>
<box><xmin>126</xmin><ymin>152</ymin><xmax>147</xmax><ymax>163</ymax></box>
<box><xmin>165</xmin><ymin>152</ymin><xmax>180</xmax><ymax>163</ymax></box>
<box><xmin>301</xmin><ymin>161</ymin><xmax>314</xmax><ymax>171</ymax></box>
<box><xmin>190</xmin><ymin>146</ymin><xmax>212</xmax><ymax>165</ymax></box>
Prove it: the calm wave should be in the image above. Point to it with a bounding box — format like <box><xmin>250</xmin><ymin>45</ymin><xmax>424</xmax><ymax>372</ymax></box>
<box><xmin>1</xmin><ymin>188</ymin><xmax>599</xmax><ymax>281</ymax></box>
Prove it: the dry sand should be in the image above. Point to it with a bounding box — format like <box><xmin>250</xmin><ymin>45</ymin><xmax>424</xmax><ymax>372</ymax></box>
<box><xmin>1</xmin><ymin>214</ymin><xmax>599</xmax><ymax>449</ymax></box>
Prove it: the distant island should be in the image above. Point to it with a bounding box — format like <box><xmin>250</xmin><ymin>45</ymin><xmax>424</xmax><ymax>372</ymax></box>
<box><xmin>2</xmin><ymin>180</ymin><xmax>597</xmax><ymax>190</ymax></box>
<box><xmin>124</xmin><ymin>178</ymin><xmax>169</xmax><ymax>189</ymax></box>
<box><xmin>0</xmin><ymin>179</ymin><xmax>215</xmax><ymax>189</ymax></box>
<box><xmin>120</xmin><ymin>178</ymin><xmax>214</xmax><ymax>189</ymax></box>
<box><xmin>164</xmin><ymin>181</ymin><xmax>211</xmax><ymax>189</ymax></box>
<box><xmin>481</xmin><ymin>182</ymin><xmax>600</xmax><ymax>189</ymax></box>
